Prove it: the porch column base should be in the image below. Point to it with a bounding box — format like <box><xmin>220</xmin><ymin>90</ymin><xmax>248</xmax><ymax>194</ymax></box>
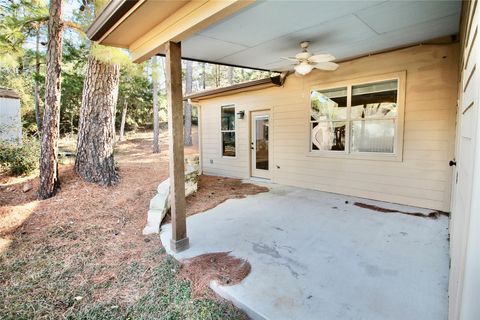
<box><xmin>170</xmin><ymin>237</ymin><xmax>189</xmax><ymax>253</ymax></box>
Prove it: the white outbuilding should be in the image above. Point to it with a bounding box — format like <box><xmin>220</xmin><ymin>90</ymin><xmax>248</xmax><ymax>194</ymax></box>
<box><xmin>0</xmin><ymin>88</ymin><xmax>22</xmax><ymax>144</ymax></box>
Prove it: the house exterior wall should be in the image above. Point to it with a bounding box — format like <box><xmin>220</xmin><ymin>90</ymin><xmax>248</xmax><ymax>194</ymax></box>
<box><xmin>448</xmin><ymin>1</ymin><xmax>480</xmax><ymax>319</ymax></box>
<box><xmin>198</xmin><ymin>44</ymin><xmax>459</xmax><ymax>211</ymax></box>
<box><xmin>0</xmin><ymin>96</ymin><xmax>22</xmax><ymax>144</ymax></box>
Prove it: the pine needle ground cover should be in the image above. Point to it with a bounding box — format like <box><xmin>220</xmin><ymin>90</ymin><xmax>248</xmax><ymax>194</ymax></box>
<box><xmin>0</xmin><ymin>130</ymin><xmax>260</xmax><ymax>320</ymax></box>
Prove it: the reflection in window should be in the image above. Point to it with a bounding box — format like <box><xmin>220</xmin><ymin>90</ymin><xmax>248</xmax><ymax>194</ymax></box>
<box><xmin>310</xmin><ymin>79</ymin><xmax>399</xmax><ymax>154</ymax></box>
<box><xmin>310</xmin><ymin>87</ymin><xmax>347</xmax><ymax>151</ymax></box>
<box><xmin>221</xmin><ymin>106</ymin><xmax>235</xmax><ymax>157</ymax></box>
<box><xmin>350</xmin><ymin>120</ymin><xmax>395</xmax><ymax>153</ymax></box>
<box><xmin>350</xmin><ymin>80</ymin><xmax>397</xmax><ymax>153</ymax></box>
<box><xmin>311</xmin><ymin>121</ymin><xmax>346</xmax><ymax>151</ymax></box>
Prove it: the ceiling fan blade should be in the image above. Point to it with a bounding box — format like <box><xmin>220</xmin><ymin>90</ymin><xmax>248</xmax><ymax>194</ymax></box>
<box><xmin>308</xmin><ymin>54</ymin><xmax>335</xmax><ymax>63</ymax></box>
<box><xmin>313</xmin><ymin>61</ymin><xmax>339</xmax><ymax>71</ymax></box>
<box><xmin>281</xmin><ymin>57</ymin><xmax>299</xmax><ymax>62</ymax></box>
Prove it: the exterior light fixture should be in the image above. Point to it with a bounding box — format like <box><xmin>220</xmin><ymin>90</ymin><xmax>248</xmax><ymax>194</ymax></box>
<box><xmin>236</xmin><ymin>110</ymin><xmax>245</xmax><ymax>119</ymax></box>
<box><xmin>294</xmin><ymin>61</ymin><xmax>314</xmax><ymax>75</ymax></box>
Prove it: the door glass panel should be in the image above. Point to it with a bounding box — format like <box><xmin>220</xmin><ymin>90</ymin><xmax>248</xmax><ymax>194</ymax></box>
<box><xmin>255</xmin><ymin>116</ymin><xmax>269</xmax><ymax>170</ymax></box>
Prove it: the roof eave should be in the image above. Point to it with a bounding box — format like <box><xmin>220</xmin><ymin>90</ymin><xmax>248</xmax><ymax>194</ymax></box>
<box><xmin>86</xmin><ymin>0</ymin><xmax>139</xmax><ymax>42</ymax></box>
<box><xmin>185</xmin><ymin>74</ymin><xmax>288</xmax><ymax>102</ymax></box>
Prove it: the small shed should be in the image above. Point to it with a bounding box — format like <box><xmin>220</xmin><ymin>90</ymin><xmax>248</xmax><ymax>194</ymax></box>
<box><xmin>0</xmin><ymin>88</ymin><xmax>22</xmax><ymax>144</ymax></box>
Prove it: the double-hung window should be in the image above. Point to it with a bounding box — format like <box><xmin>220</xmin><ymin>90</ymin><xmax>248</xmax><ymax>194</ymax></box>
<box><xmin>221</xmin><ymin>105</ymin><xmax>236</xmax><ymax>157</ymax></box>
<box><xmin>310</xmin><ymin>77</ymin><xmax>401</xmax><ymax>157</ymax></box>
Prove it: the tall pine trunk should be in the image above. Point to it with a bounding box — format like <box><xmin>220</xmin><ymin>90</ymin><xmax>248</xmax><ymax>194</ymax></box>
<box><xmin>119</xmin><ymin>98</ymin><xmax>127</xmax><ymax>142</ymax></box>
<box><xmin>38</xmin><ymin>0</ymin><xmax>62</xmax><ymax>200</ymax></box>
<box><xmin>152</xmin><ymin>56</ymin><xmax>160</xmax><ymax>153</ymax></box>
<box><xmin>34</xmin><ymin>27</ymin><xmax>42</xmax><ymax>132</ymax></box>
<box><xmin>75</xmin><ymin>55</ymin><xmax>120</xmax><ymax>185</ymax></box>
<box><xmin>184</xmin><ymin>60</ymin><xmax>193</xmax><ymax>146</ymax></box>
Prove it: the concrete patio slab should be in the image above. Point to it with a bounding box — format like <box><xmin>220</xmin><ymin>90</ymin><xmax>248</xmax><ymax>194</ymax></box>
<box><xmin>160</xmin><ymin>184</ymin><xmax>449</xmax><ymax>320</ymax></box>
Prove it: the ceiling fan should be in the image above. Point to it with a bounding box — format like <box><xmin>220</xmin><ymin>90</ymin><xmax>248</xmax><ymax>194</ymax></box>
<box><xmin>282</xmin><ymin>41</ymin><xmax>339</xmax><ymax>75</ymax></box>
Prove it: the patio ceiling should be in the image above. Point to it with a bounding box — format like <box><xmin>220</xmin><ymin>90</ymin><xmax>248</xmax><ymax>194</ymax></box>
<box><xmin>89</xmin><ymin>0</ymin><xmax>461</xmax><ymax>70</ymax></box>
<box><xmin>184</xmin><ymin>0</ymin><xmax>461</xmax><ymax>71</ymax></box>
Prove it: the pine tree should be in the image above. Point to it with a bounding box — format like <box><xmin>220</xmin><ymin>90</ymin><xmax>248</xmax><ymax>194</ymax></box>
<box><xmin>38</xmin><ymin>0</ymin><xmax>62</xmax><ymax>199</ymax></box>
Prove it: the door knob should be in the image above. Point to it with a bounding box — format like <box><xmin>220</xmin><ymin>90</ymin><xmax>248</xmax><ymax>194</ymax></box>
<box><xmin>449</xmin><ymin>160</ymin><xmax>456</xmax><ymax>167</ymax></box>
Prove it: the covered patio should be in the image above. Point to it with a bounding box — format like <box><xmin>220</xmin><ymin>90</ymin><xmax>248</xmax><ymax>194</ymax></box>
<box><xmin>161</xmin><ymin>184</ymin><xmax>449</xmax><ymax>320</ymax></box>
<box><xmin>85</xmin><ymin>1</ymin><xmax>480</xmax><ymax>319</ymax></box>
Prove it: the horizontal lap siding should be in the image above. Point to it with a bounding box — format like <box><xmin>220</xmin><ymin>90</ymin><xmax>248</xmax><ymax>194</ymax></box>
<box><xmin>199</xmin><ymin>44</ymin><xmax>459</xmax><ymax>211</ymax></box>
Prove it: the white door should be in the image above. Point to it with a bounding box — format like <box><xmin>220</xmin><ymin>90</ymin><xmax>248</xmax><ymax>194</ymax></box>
<box><xmin>251</xmin><ymin>111</ymin><xmax>271</xmax><ymax>179</ymax></box>
<box><xmin>449</xmin><ymin>2</ymin><xmax>480</xmax><ymax>319</ymax></box>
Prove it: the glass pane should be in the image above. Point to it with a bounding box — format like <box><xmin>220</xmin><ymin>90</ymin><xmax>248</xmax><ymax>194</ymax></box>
<box><xmin>350</xmin><ymin>120</ymin><xmax>395</xmax><ymax>153</ymax></box>
<box><xmin>311</xmin><ymin>121</ymin><xmax>346</xmax><ymax>151</ymax></box>
<box><xmin>311</xmin><ymin>87</ymin><xmax>347</xmax><ymax>121</ymax></box>
<box><xmin>221</xmin><ymin>106</ymin><xmax>235</xmax><ymax>130</ymax></box>
<box><xmin>351</xmin><ymin>80</ymin><xmax>398</xmax><ymax>119</ymax></box>
<box><xmin>222</xmin><ymin>132</ymin><xmax>236</xmax><ymax>157</ymax></box>
<box><xmin>255</xmin><ymin>117</ymin><xmax>269</xmax><ymax>170</ymax></box>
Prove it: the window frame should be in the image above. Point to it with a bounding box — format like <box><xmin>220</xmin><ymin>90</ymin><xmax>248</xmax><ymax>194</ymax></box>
<box><xmin>308</xmin><ymin>71</ymin><xmax>406</xmax><ymax>162</ymax></box>
<box><xmin>220</xmin><ymin>104</ymin><xmax>237</xmax><ymax>158</ymax></box>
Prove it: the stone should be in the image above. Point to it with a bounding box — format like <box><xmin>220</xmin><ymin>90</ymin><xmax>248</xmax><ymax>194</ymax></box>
<box><xmin>143</xmin><ymin>155</ymin><xmax>199</xmax><ymax>235</ymax></box>
<box><xmin>22</xmin><ymin>183</ymin><xmax>32</xmax><ymax>193</ymax></box>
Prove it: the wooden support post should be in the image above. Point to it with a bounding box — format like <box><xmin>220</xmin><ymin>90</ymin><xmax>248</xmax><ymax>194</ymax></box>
<box><xmin>166</xmin><ymin>41</ymin><xmax>189</xmax><ymax>252</ymax></box>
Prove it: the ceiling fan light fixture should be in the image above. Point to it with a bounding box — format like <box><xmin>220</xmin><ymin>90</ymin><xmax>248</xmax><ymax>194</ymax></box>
<box><xmin>294</xmin><ymin>61</ymin><xmax>314</xmax><ymax>75</ymax></box>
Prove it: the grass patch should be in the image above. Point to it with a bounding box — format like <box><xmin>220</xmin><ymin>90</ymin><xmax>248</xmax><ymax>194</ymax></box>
<box><xmin>0</xmin><ymin>248</ymin><xmax>244</xmax><ymax>320</ymax></box>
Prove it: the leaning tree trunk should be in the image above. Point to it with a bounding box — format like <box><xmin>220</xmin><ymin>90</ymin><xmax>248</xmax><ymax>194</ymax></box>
<box><xmin>152</xmin><ymin>56</ymin><xmax>160</xmax><ymax>153</ymax></box>
<box><xmin>38</xmin><ymin>0</ymin><xmax>63</xmax><ymax>200</ymax></box>
<box><xmin>184</xmin><ymin>60</ymin><xmax>193</xmax><ymax>146</ymax></box>
<box><xmin>75</xmin><ymin>55</ymin><xmax>120</xmax><ymax>185</ymax></box>
<box><xmin>119</xmin><ymin>98</ymin><xmax>127</xmax><ymax>142</ymax></box>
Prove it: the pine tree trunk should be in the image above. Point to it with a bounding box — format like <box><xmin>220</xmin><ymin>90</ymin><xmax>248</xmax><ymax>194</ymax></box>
<box><xmin>152</xmin><ymin>56</ymin><xmax>160</xmax><ymax>153</ymax></box>
<box><xmin>215</xmin><ymin>65</ymin><xmax>220</xmax><ymax>87</ymax></box>
<box><xmin>184</xmin><ymin>60</ymin><xmax>193</xmax><ymax>146</ymax></box>
<box><xmin>34</xmin><ymin>27</ymin><xmax>42</xmax><ymax>132</ymax></box>
<box><xmin>75</xmin><ymin>55</ymin><xmax>120</xmax><ymax>185</ymax></box>
<box><xmin>228</xmin><ymin>66</ymin><xmax>234</xmax><ymax>85</ymax></box>
<box><xmin>119</xmin><ymin>98</ymin><xmax>127</xmax><ymax>142</ymax></box>
<box><xmin>202</xmin><ymin>63</ymin><xmax>206</xmax><ymax>89</ymax></box>
<box><xmin>38</xmin><ymin>0</ymin><xmax>62</xmax><ymax>200</ymax></box>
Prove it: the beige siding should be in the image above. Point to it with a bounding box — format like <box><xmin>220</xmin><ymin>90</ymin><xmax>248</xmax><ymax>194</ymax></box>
<box><xmin>199</xmin><ymin>44</ymin><xmax>459</xmax><ymax>211</ymax></box>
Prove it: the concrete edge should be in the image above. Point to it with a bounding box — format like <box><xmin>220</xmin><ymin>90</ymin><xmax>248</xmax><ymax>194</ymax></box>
<box><xmin>209</xmin><ymin>280</ymin><xmax>267</xmax><ymax>320</ymax></box>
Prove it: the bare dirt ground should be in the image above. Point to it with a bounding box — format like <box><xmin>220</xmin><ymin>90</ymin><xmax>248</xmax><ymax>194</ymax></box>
<box><xmin>0</xmin><ymin>128</ymin><xmax>265</xmax><ymax>319</ymax></box>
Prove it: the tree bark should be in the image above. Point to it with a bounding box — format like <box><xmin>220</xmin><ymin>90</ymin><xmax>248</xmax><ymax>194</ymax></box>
<box><xmin>215</xmin><ymin>64</ymin><xmax>220</xmax><ymax>87</ymax></box>
<box><xmin>75</xmin><ymin>55</ymin><xmax>120</xmax><ymax>185</ymax></box>
<box><xmin>202</xmin><ymin>62</ymin><xmax>206</xmax><ymax>89</ymax></box>
<box><xmin>152</xmin><ymin>55</ymin><xmax>160</xmax><ymax>153</ymax></box>
<box><xmin>184</xmin><ymin>60</ymin><xmax>193</xmax><ymax>146</ymax></box>
<box><xmin>34</xmin><ymin>27</ymin><xmax>42</xmax><ymax>132</ymax></box>
<box><xmin>119</xmin><ymin>98</ymin><xmax>127</xmax><ymax>142</ymax></box>
<box><xmin>38</xmin><ymin>0</ymin><xmax>62</xmax><ymax>200</ymax></box>
<box><xmin>228</xmin><ymin>66</ymin><xmax>234</xmax><ymax>85</ymax></box>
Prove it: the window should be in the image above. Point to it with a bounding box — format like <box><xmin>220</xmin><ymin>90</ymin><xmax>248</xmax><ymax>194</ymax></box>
<box><xmin>310</xmin><ymin>79</ymin><xmax>399</xmax><ymax>155</ymax></box>
<box><xmin>221</xmin><ymin>105</ymin><xmax>236</xmax><ymax>157</ymax></box>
